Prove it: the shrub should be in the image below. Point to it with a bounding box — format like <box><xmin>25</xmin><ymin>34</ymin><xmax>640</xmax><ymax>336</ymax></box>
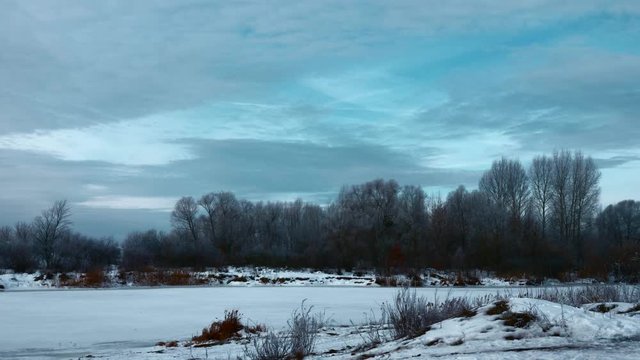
<box><xmin>245</xmin><ymin>301</ymin><xmax>323</xmax><ymax>360</ymax></box>
<box><xmin>289</xmin><ymin>301</ymin><xmax>323</xmax><ymax>358</ymax></box>
<box><xmin>245</xmin><ymin>332</ymin><xmax>291</xmax><ymax>360</ymax></box>
<box><xmin>383</xmin><ymin>288</ymin><xmax>479</xmax><ymax>339</ymax></box>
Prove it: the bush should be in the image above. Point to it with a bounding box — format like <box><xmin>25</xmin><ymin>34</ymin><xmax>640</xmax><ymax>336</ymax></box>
<box><xmin>245</xmin><ymin>332</ymin><xmax>291</xmax><ymax>360</ymax></box>
<box><xmin>383</xmin><ymin>288</ymin><xmax>480</xmax><ymax>338</ymax></box>
<box><xmin>245</xmin><ymin>301</ymin><xmax>323</xmax><ymax>360</ymax></box>
<box><xmin>289</xmin><ymin>301</ymin><xmax>322</xmax><ymax>358</ymax></box>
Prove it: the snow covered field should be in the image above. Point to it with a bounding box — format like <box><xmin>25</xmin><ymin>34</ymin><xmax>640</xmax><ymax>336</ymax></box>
<box><xmin>0</xmin><ymin>287</ymin><xmax>499</xmax><ymax>358</ymax></box>
<box><xmin>2</xmin><ymin>286</ymin><xmax>640</xmax><ymax>359</ymax></box>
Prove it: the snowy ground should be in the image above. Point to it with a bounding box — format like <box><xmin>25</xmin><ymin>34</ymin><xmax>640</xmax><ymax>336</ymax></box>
<box><xmin>0</xmin><ymin>267</ymin><xmax>555</xmax><ymax>290</ymax></box>
<box><xmin>0</xmin><ymin>287</ymin><xmax>502</xmax><ymax>358</ymax></box>
<box><xmin>2</xmin><ymin>287</ymin><xmax>640</xmax><ymax>359</ymax></box>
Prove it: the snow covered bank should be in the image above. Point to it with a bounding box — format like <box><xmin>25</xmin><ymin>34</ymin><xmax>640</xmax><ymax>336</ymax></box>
<box><xmin>2</xmin><ymin>287</ymin><xmax>640</xmax><ymax>359</ymax></box>
<box><xmin>0</xmin><ymin>286</ymin><xmax>504</xmax><ymax>358</ymax></box>
<box><xmin>0</xmin><ymin>267</ymin><xmax>586</xmax><ymax>290</ymax></box>
<box><xmin>334</xmin><ymin>297</ymin><xmax>640</xmax><ymax>359</ymax></box>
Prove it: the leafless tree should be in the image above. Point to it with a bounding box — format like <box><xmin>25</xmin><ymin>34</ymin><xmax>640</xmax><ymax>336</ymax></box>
<box><xmin>568</xmin><ymin>151</ymin><xmax>601</xmax><ymax>251</ymax></box>
<box><xmin>529</xmin><ymin>155</ymin><xmax>553</xmax><ymax>238</ymax></box>
<box><xmin>616</xmin><ymin>200</ymin><xmax>640</xmax><ymax>243</ymax></box>
<box><xmin>171</xmin><ymin>196</ymin><xmax>200</xmax><ymax>244</ymax></box>
<box><xmin>597</xmin><ymin>200</ymin><xmax>640</xmax><ymax>246</ymax></box>
<box><xmin>32</xmin><ymin>200</ymin><xmax>71</xmax><ymax>269</ymax></box>
<box><xmin>550</xmin><ymin>151</ymin><xmax>601</xmax><ymax>247</ymax></box>
<box><xmin>550</xmin><ymin>150</ymin><xmax>572</xmax><ymax>244</ymax></box>
<box><xmin>198</xmin><ymin>193</ymin><xmax>217</xmax><ymax>244</ymax></box>
<box><xmin>479</xmin><ymin>157</ymin><xmax>529</xmax><ymax>221</ymax></box>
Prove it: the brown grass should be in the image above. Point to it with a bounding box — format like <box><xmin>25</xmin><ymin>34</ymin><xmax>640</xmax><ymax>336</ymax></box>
<box><xmin>246</xmin><ymin>323</ymin><xmax>267</xmax><ymax>334</ymax></box>
<box><xmin>501</xmin><ymin>311</ymin><xmax>536</xmax><ymax>328</ymax></box>
<box><xmin>486</xmin><ymin>300</ymin><xmax>509</xmax><ymax>315</ymax></box>
<box><xmin>192</xmin><ymin>310</ymin><xmax>245</xmax><ymax>343</ymax></box>
<box><xmin>156</xmin><ymin>340</ymin><xmax>178</xmax><ymax>347</ymax></box>
<box><xmin>374</xmin><ymin>276</ymin><xmax>398</xmax><ymax>287</ymax></box>
<box><xmin>84</xmin><ymin>269</ymin><xmax>106</xmax><ymax>287</ymax></box>
<box><xmin>590</xmin><ymin>303</ymin><xmax>618</xmax><ymax>313</ymax></box>
<box><xmin>459</xmin><ymin>308</ymin><xmax>477</xmax><ymax>318</ymax></box>
<box><xmin>166</xmin><ymin>270</ymin><xmax>192</xmax><ymax>286</ymax></box>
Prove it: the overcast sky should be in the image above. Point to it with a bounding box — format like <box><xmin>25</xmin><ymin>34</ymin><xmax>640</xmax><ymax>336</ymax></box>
<box><xmin>1</xmin><ymin>1</ymin><xmax>639</xmax><ymax>238</ymax></box>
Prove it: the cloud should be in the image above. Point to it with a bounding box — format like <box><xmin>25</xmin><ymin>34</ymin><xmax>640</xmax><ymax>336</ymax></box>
<box><xmin>1</xmin><ymin>1</ymin><xmax>640</xmax><ymax>236</ymax></box>
<box><xmin>2</xmin><ymin>0</ymin><xmax>639</xmax><ymax>134</ymax></box>
<box><xmin>0</xmin><ymin>102</ymin><xmax>309</xmax><ymax>165</ymax></box>
<box><xmin>594</xmin><ymin>156</ymin><xmax>640</xmax><ymax>169</ymax></box>
<box><xmin>76</xmin><ymin>196</ymin><xmax>177</xmax><ymax>211</ymax></box>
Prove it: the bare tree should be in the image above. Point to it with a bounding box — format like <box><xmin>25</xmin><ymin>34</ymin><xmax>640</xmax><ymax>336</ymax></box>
<box><xmin>550</xmin><ymin>150</ymin><xmax>572</xmax><ymax>244</ymax></box>
<box><xmin>446</xmin><ymin>185</ymin><xmax>470</xmax><ymax>253</ymax></box>
<box><xmin>33</xmin><ymin>200</ymin><xmax>71</xmax><ymax>269</ymax></box>
<box><xmin>479</xmin><ymin>157</ymin><xmax>529</xmax><ymax>221</ymax></box>
<box><xmin>529</xmin><ymin>155</ymin><xmax>553</xmax><ymax>238</ymax></box>
<box><xmin>549</xmin><ymin>150</ymin><xmax>601</xmax><ymax>258</ymax></box>
<box><xmin>616</xmin><ymin>200</ymin><xmax>640</xmax><ymax>243</ymax></box>
<box><xmin>568</xmin><ymin>151</ymin><xmax>601</xmax><ymax>253</ymax></box>
<box><xmin>171</xmin><ymin>196</ymin><xmax>200</xmax><ymax>244</ymax></box>
<box><xmin>198</xmin><ymin>193</ymin><xmax>217</xmax><ymax>244</ymax></box>
<box><xmin>597</xmin><ymin>200</ymin><xmax>640</xmax><ymax>246</ymax></box>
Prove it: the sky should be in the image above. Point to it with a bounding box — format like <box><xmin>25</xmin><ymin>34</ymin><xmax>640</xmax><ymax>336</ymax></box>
<box><xmin>1</xmin><ymin>0</ymin><xmax>639</xmax><ymax>238</ymax></box>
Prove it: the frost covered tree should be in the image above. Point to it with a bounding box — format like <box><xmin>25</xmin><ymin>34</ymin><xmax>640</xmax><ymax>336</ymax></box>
<box><xmin>32</xmin><ymin>200</ymin><xmax>71</xmax><ymax>269</ymax></box>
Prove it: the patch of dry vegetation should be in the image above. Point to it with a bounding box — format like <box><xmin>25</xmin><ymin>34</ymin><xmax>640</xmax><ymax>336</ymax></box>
<box><xmin>384</xmin><ymin>288</ymin><xmax>482</xmax><ymax>339</ymax></box>
<box><xmin>191</xmin><ymin>310</ymin><xmax>265</xmax><ymax>346</ymax></box>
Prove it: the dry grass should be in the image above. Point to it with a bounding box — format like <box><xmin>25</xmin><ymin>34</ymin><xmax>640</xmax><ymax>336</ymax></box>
<box><xmin>590</xmin><ymin>303</ymin><xmax>618</xmax><ymax>313</ymax></box>
<box><xmin>486</xmin><ymin>300</ymin><xmax>509</xmax><ymax>316</ymax></box>
<box><xmin>501</xmin><ymin>311</ymin><xmax>536</xmax><ymax>328</ymax></box>
<box><xmin>192</xmin><ymin>310</ymin><xmax>244</xmax><ymax>343</ymax></box>
<box><xmin>383</xmin><ymin>288</ymin><xmax>483</xmax><ymax>339</ymax></box>
<box><xmin>486</xmin><ymin>299</ymin><xmax>536</xmax><ymax>328</ymax></box>
<box><xmin>166</xmin><ymin>270</ymin><xmax>192</xmax><ymax>286</ymax></box>
<box><xmin>245</xmin><ymin>301</ymin><xmax>323</xmax><ymax>360</ymax></box>
<box><xmin>83</xmin><ymin>269</ymin><xmax>106</xmax><ymax>287</ymax></box>
<box><xmin>155</xmin><ymin>340</ymin><xmax>178</xmax><ymax>347</ymax></box>
<box><xmin>523</xmin><ymin>284</ymin><xmax>640</xmax><ymax>307</ymax></box>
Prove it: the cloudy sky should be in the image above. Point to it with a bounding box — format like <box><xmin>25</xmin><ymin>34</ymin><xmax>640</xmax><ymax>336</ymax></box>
<box><xmin>1</xmin><ymin>1</ymin><xmax>639</xmax><ymax>238</ymax></box>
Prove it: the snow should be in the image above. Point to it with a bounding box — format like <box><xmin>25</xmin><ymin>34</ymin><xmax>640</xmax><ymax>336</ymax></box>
<box><xmin>0</xmin><ymin>267</ymin><xmax>586</xmax><ymax>290</ymax></box>
<box><xmin>0</xmin><ymin>286</ymin><xmax>505</xmax><ymax>358</ymax></box>
<box><xmin>0</xmin><ymin>272</ymin><xmax>55</xmax><ymax>290</ymax></box>
<box><xmin>0</xmin><ymin>268</ymin><xmax>379</xmax><ymax>289</ymax></box>
<box><xmin>2</xmin><ymin>269</ymin><xmax>640</xmax><ymax>359</ymax></box>
<box><xmin>331</xmin><ymin>297</ymin><xmax>640</xmax><ymax>359</ymax></box>
<box><xmin>2</xmin><ymin>287</ymin><xmax>640</xmax><ymax>359</ymax></box>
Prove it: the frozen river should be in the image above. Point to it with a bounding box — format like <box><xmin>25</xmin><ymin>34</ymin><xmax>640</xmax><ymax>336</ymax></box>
<box><xmin>1</xmin><ymin>286</ymin><xmax>514</xmax><ymax>358</ymax></box>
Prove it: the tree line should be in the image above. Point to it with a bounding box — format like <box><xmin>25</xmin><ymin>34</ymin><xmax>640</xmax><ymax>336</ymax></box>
<box><xmin>1</xmin><ymin>150</ymin><xmax>639</xmax><ymax>279</ymax></box>
<box><xmin>0</xmin><ymin>200</ymin><xmax>119</xmax><ymax>272</ymax></box>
